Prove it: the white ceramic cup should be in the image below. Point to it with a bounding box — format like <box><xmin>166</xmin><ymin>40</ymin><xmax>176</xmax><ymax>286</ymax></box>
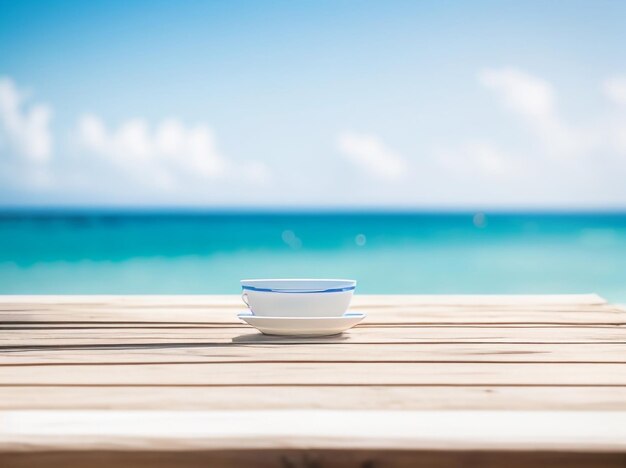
<box><xmin>240</xmin><ymin>279</ymin><xmax>356</xmax><ymax>317</ymax></box>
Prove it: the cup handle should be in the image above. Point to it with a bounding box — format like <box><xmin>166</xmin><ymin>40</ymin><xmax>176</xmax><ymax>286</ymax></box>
<box><xmin>241</xmin><ymin>292</ymin><xmax>251</xmax><ymax>309</ymax></box>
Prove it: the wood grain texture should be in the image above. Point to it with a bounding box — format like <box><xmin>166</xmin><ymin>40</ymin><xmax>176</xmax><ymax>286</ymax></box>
<box><xmin>2</xmin><ymin>386</ymin><xmax>626</xmax><ymax>410</ymax></box>
<box><xmin>2</xmin><ymin>294</ymin><xmax>626</xmax><ymax>466</ymax></box>
<box><xmin>2</xmin><ymin>325</ymin><xmax>625</xmax><ymax>348</ymax></box>
<box><xmin>1</xmin><ymin>294</ymin><xmax>620</xmax><ymax>327</ymax></box>
<box><xmin>3</xmin><ymin>342</ymin><xmax>626</xmax><ymax>365</ymax></box>
<box><xmin>3</xmin><ymin>362</ymin><xmax>626</xmax><ymax>385</ymax></box>
<box><xmin>3</xmin><ymin>308</ymin><xmax>624</xmax><ymax>325</ymax></box>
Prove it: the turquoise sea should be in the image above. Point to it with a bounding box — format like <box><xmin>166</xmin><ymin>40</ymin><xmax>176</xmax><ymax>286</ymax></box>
<box><xmin>1</xmin><ymin>211</ymin><xmax>625</xmax><ymax>302</ymax></box>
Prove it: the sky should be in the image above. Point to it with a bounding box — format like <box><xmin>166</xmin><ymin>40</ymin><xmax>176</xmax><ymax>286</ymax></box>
<box><xmin>1</xmin><ymin>0</ymin><xmax>626</xmax><ymax>209</ymax></box>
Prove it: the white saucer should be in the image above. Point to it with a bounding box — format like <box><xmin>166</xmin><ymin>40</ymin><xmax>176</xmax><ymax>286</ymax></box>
<box><xmin>237</xmin><ymin>312</ymin><xmax>366</xmax><ymax>336</ymax></box>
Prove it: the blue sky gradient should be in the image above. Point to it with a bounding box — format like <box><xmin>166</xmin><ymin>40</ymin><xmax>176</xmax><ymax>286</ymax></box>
<box><xmin>1</xmin><ymin>0</ymin><xmax>626</xmax><ymax>208</ymax></box>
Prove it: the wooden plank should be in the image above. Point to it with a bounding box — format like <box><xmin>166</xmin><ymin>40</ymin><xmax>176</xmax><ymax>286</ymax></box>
<box><xmin>2</xmin><ymin>326</ymin><xmax>625</xmax><ymax>348</ymax></box>
<box><xmin>2</xmin><ymin>385</ymin><xmax>626</xmax><ymax>411</ymax></box>
<box><xmin>1</xmin><ymin>296</ymin><xmax>621</xmax><ymax>327</ymax></box>
<box><xmin>2</xmin><ymin>362</ymin><xmax>626</xmax><ymax>385</ymax></box>
<box><xmin>2</xmin><ymin>294</ymin><xmax>624</xmax><ymax>465</ymax></box>
<box><xmin>2</xmin><ymin>307</ymin><xmax>624</xmax><ymax>325</ymax></box>
<box><xmin>0</xmin><ymin>294</ymin><xmax>608</xmax><ymax>306</ymax></box>
<box><xmin>3</xmin><ymin>343</ymin><xmax>626</xmax><ymax>365</ymax></box>
<box><xmin>1</xmin><ymin>303</ymin><xmax>616</xmax><ymax>315</ymax></box>
<box><xmin>1</xmin><ymin>410</ymin><xmax>625</xmax><ymax>453</ymax></box>
<box><xmin>3</xmin><ymin>448</ymin><xmax>626</xmax><ymax>468</ymax></box>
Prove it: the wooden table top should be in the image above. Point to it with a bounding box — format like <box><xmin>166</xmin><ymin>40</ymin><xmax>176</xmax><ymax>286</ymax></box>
<box><xmin>1</xmin><ymin>294</ymin><xmax>626</xmax><ymax>467</ymax></box>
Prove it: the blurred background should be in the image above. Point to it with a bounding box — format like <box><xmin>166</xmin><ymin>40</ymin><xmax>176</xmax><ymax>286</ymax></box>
<box><xmin>1</xmin><ymin>0</ymin><xmax>625</xmax><ymax>299</ymax></box>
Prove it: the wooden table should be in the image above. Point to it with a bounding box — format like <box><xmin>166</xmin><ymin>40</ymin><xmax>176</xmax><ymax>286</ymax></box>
<box><xmin>1</xmin><ymin>294</ymin><xmax>626</xmax><ymax>467</ymax></box>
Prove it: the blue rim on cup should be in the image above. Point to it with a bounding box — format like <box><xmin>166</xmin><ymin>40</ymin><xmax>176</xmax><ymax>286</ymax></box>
<box><xmin>241</xmin><ymin>279</ymin><xmax>356</xmax><ymax>294</ymax></box>
<box><xmin>240</xmin><ymin>279</ymin><xmax>357</xmax><ymax>317</ymax></box>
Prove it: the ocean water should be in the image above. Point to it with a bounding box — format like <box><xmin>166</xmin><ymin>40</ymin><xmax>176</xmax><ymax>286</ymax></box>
<box><xmin>1</xmin><ymin>211</ymin><xmax>625</xmax><ymax>302</ymax></box>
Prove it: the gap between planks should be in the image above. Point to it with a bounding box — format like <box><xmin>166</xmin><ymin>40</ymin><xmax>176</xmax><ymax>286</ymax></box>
<box><xmin>8</xmin><ymin>317</ymin><xmax>621</xmax><ymax>329</ymax></box>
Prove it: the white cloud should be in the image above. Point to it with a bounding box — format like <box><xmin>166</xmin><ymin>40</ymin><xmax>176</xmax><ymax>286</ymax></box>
<box><xmin>3</xmin><ymin>70</ymin><xmax>626</xmax><ymax>208</ymax></box>
<box><xmin>0</xmin><ymin>76</ymin><xmax>53</xmax><ymax>163</ymax></box>
<box><xmin>440</xmin><ymin>67</ymin><xmax>626</xmax><ymax>207</ymax></box>
<box><xmin>478</xmin><ymin>68</ymin><xmax>589</xmax><ymax>159</ymax></box>
<box><xmin>77</xmin><ymin>115</ymin><xmax>225</xmax><ymax>189</ymax></box>
<box><xmin>419</xmin><ymin>68</ymin><xmax>626</xmax><ymax>208</ymax></box>
<box><xmin>337</xmin><ymin>132</ymin><xmax>408</xmax><ymax>181</ymax></box>
<box><xmin>479</xmin><ymin>68</ymin><xmax>555</xmax><ymax>119</ymax></box>
<box><xmin>603</xmin><ymin>76</ymin><xmax>626</xmax><ymax>105</ymax></box>
<box><xmin>76</xmin><ymin>114</ymin><xmax>270</xmax><ymax>190</ymax></box>
<box><xmin>478</xmin><ymin>68</ymin><xmax>626</xmax><ymax>164</ymax></box>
